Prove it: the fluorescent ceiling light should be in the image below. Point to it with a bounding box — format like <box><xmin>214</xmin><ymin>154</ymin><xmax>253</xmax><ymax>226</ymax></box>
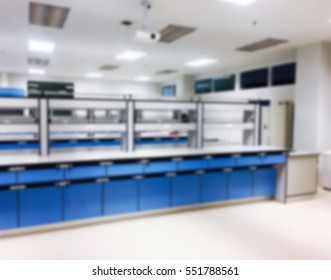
<box><xmin>220</xmin><ymin>0</ymin><xmax>256</xmax><ymax>6</ymax></box>
<box><xmin>116</xmin><ymin>51</ymin><xmax>146</xmax><ymax>61</ymax></box>
<box><xmin>86</xmin><ymin>73</ymin><xmax>102</xmax><ymax>78</ymax></box>
<box><xmin>28</xmin><ymin>68</ymin><xmax>45</xmax><ymax>75</ymax></box>
<box><xmin>186</xmin><ymin>58</ymin><xmax>218</xmax><ymax>67</ymax></box>
<box><xmin>28</xmin><ymin>40</ymin><xmax>56</xmax><ymax>53</ymax></box>
<box><xmin>135</xmin><ymin>76</ymin><xmax>152</xmax><ymax>82</ymax></box>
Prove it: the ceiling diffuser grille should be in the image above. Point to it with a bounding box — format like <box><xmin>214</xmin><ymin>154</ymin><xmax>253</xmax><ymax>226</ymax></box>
<box><xmin>29</xmin><ymin>2</ymin><xmax>70</xmax><ymax>29</ymax></box>
<box><xmin>28</xmin><ymin>57</ymin><xmax>50</xmax><ymax>66</ymax></box>
<box><xmin>237</xmin><ymin>38</ymin><xmax>288</xmax><ymax>52</ymax></box>
<box><xmin>156</xmin><ymin>69</ymin><xmax>178</xmax><ymax>75</ymax></box>
<box><xmin>99</xmin><ymin>65</ymin><xmax>120</xmax><ymax>71</ymax></box>
<box><xmin>159</xmin><ymin>24</ymin><xmax>196</xmax><ymax>43</ymax></box>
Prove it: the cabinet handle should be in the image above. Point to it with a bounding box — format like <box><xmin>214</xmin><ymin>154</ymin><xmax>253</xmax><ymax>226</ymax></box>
<box><xmin>223</xmin><ymin>168</ymin><xmax>233</xmax><ymax>172</ymax></box>
<box><xmin>57</xmin><ymin>164</ymin><xmax>72</xmax><ymax>169</ymax></box>
<box><xmin>100</xmin><ymin>162</ymin><xmax>113</xmax><ymax>166</ymax></box>
<box><xmin>10</xmin><ymin>185</ymin><xmax>26</xmax><ymax>190</ymax></box>
<box><xmin>133</xmin><ymin>176</ymin><xmax>144</xmax><ymax>180</ymax></box>
<box><xmin>96</xmin><ymin>178</ymin><xmax>109</xmax><ymax>183</ymax></box>
<box><xmin>56</xmin><ymin>181</ymin><xmax>70</xmax><ymax>187</ymax></box>
<box><xmin>166</xmin><ymin>173</ymin><xmax>176</xmax><ymax>177</ymax></box>
<box><xmin>9</xmin><ymin>167</ymin><xmax>25</xmax><ymax>172</ymax></box>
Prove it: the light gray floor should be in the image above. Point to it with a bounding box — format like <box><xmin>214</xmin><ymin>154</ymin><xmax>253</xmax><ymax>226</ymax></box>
<box><xmin>1</xmin><ymin>190</ymin><xmax>331</xmax><ymax>260</ymax></box>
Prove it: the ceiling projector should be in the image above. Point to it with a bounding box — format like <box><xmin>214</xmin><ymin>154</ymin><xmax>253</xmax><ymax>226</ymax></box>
<box><xmin>134</xmin><ymin>30</ymin><xmax>161</xmax><ymax>44</ymax></box>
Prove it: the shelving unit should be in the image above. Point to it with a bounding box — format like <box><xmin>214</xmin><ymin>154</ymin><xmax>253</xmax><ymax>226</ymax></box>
<box><xmin>0</xmin><ymin>98</ymin><xmax>40</xmax><ymax>154</ymax></box>
<box><xmin>202</xmin><ymin>102</ymin><xmax>259</xmax><ymax>147</ymax></box>
<box><xmin>48</xmin><ymin>99</ymin><xmax>127</xmax><ymax>152</ymax></box>
<box><xmin>133</xmin><ymin>100</ymin><xmax>198</xmax><ymax>150</ymax></box>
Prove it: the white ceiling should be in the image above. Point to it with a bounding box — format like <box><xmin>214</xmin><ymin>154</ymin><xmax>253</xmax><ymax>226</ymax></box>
<box><xmin>0</xmin><ymin>0</ymin><xmax>331</xmax><ymax>82</ymax></box>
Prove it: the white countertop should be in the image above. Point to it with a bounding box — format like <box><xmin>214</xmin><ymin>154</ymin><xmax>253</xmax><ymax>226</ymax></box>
<box><xmin>0</xmin><ymin>145</ymin><xmax>287</xmax><ymax>167</ymax></box>
<box><xmin>289</xmin><ymin>151</ymin><xmax>320</xmax><ymax>157</ymax></box>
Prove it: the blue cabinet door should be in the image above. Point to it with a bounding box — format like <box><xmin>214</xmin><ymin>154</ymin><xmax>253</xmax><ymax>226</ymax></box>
<box><xmin>0</xmin><ymin>190</ymin><xmax>18</xmax><ymax>230</ymax></box>
<box><xmin>0</xmin><ymin>171</ymin><xmax>16</xmax><ymax>187</ymax></box>
<box><xmin>201</xmin><ymin>172</ymin><xmax>228</xmax><ymax>203</ymax></box>
<box><xmin>177</xmin><ymin>159</ymin><xmax>208</xmax><ymax>172</ymax></box>
<box><xmin>65</xmin><ymin>165</ymin><xmax>106</xmax><ymax>180</ymax></box>
<box><xmin>144</xmin><ymin>161</ymin><xmax>177</xmax><ymax>174</ymax></box>
<box><xmin>171</xmin><ymin>174</ymin><xmax>200</xmax><ymax>207</ymax></box>
<box><xmin>228</xmin><ymin>170</ymin><xmax>253</xmax><ymax>199</ymax></box>
<box><xmin>18</xmin><ymin>168</ymin><xmax>64</xmax><ymax>184</ymax></box>
<box><xmin>139</xmin><ymin>177</ymin><xmax>171</xmax><ymax>211</ymax></box>
<box><xmin>19</xmin><ymin>186</ymin><xmax>62</xmax><ymax>227</ymax></box>
<box><xmin>64</xmin><ymin>183</ymin><xmax>102</xmax><ymax>221</ymax></box>
<box><xmin>107</xmin><ymin>163</ymin><xmax>144</xmax><ymax>177</ymax></box>
<box><xmin>254</xmin><ymin>168</ymin><xmax>277</xmax><ymax>197</ymax></box>
<box><xmin>104</xmin><ymin>180</ymin><xmax>138</xmax><ymax>215</ymax></box>
<box><xmin>208</xmin><ymin>157</ymin><xmax>237</xmax><ymax>169</ymax></box>
<box><xmin>237</xmin><ymin>156</ymin><xmax>263</xmax><ymax>167</ymax></box>
<box><xmin>263</xmin><ymin>154</ymin><xmax>286</xmax><ymax>165</ymax></box>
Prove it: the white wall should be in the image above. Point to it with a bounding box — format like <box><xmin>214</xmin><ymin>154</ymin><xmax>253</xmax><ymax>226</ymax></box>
<box><xmin>7</xmin><ymin>74</ymin><xmax>162</xmax><ymax>98</ymax></box>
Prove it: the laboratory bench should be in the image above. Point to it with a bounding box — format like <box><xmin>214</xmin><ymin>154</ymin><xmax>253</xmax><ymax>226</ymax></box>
<box><xmin>0</xmin><ymin>145</ymin><xmax>288</xmax><ymax>235</ymax></box>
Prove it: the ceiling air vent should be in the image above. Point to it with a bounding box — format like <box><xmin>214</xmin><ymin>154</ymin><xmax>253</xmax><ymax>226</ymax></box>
<box><xmin>28</xmin><ymin>57</ymin><xmax>50</xmax><ymax>67</ymax></box>
<box><xmin>159</xmin><ymin>24</ymin><xmax>196</xmax><ymax>43</ymax></box>
<box><xmin>156</xmin><ymin>69</ymin><xmax>178</xmax><ymax>75</ymax></box>
<box><xmin>236</xmin><ymin>38</ymin><xmax>288</xmax><ymax>52</ymax></box>
<box><xmin>99</xmin><ymin>65</ymin><xmax>120</xmax><ymax>71</ymax></box>
<box><xmin>29</xmin><ymin>2</ymin><xmax>70</xmax><ymax>29</ymax></box>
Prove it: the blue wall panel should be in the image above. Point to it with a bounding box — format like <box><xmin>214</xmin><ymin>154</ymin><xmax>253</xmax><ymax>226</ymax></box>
<box><xmin>228</xmin><ymin>170</ymin><xmax>253</xmax><ymax>199</ymax></box>
<box><xmin>64</xmin><ymin>183</ymin><xmax>102</xmax><ymax>221</ymax></box>
<box><xmin>0</xmin><ymin>190</ymin><xmax>18</xmax><ymax>230</ymax></box>
<box><xmin>139</xmin><ymin>177</ymin><xmax>171</xmax><ymax>211</ymax></box>
<box><xmin>104</xmin><ymin>180</ymin><xmax>138</xmax><ymax>215</ymax></box>
<box><xmin>171</xmin><ymin>174</ymin><xmax>200</xmax><ymax>207</ymax></box>
<box><xmin>201</xmin><ymin>172</ymin><xmax>228</xmax><ymax>203</ymax></box>
<box><xmin>19</xmin><ymin>187</ymin><xmax>62</xmax><ymax>227</ymax></box>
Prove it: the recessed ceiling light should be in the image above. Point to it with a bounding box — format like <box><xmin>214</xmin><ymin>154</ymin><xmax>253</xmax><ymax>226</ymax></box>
<box><xmin>116</xmin><ymin>51</ymin><xmax>146</xmax><ymax>61</ymax></box>
<box><xmin>135</xmin><ymin>76</ymin><xmax>152</xmax><ymax>82</ymax></box>
<box><xmin>28</xmin><ymin>40</ymin><xmax>56</xmax><ymax>53</ymax></box>
<box><xmin>86</xmin><ymin>73</ymin><xmax>102</xmax><ymax>78</ymax></box>
<box><xmin>186</xmin><ymin>58</ymin><xmax>218</xmax><ymax>67</ymax></box>
<box><xmin>220</xmin><ymin>0</ymin><xmax>256</xmax><ymax>6</ymax></box>
<box><xmin>28</xmin><ymin>68</ymin><xmax>45</xmax><ymax>75</ymax></box>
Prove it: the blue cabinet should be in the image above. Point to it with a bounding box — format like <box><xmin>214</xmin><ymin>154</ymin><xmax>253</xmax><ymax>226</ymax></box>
<box><xmin>107</xmin><ymin>163</ymin><xmax>144</xmax><ymax>177</ymax></box>
<box><xmin>237</xmin><ymin>156</ymin><xmax>263</xmax><ymax>167</ymax></box>
<box><xmin>201</xmin><ymin>172</ymin><xmax>228</xmax><ymax>203</ymax></box>
<box><xmin>64</xmin><ymin>183</ymin><xmax>102</xmax><ymax>221</ymax></box>
<box><xmin>253</xmin><ymin>168</ymin><xmax>276</xmax><ymax>197</ymax></box>
<box><xmin>19</xmin><ymin>186</ymin><xmax>62</xmax><ymax>227</ymax></box>
<box><xmin>104</xmin><ymin>180</ymin><xmax>138</xmax><ymax>215</ymax></box>
<box><xmin>228</xmin><ymin>170</ymin><xmax>253</xmax><ymax>199</ymax></box>
<box><xmin>0</xmin><ymin>190</ymin><xmax>18</xmax><ymax>230</ymax></box>
<box><xmin>263</xmin><ymin>154</ymin><xmax>286</xmax><ymax>165</ymax></box>
<box><xmin>177</xmin><ymin>159</ymin><xmax>208</xmax><ymax>172</ymax></box>
<box><xmin>144</xmin><ymin>161</ymin><xmax>177</xmax><ymax>174</ymax></box>
<box><xmin>18</xmin><ymin>168</ymin><xmax>64</xmax><ymax>184</ymax></box>
<box><xmin>171</xmin><ymin>174</ymin><xmax>200</xmax><ymax>207</ymax></box>
<box><xmin>208</xmin><ymin>157</ymin><xmax>237</xmax><ymax>169</ymax></box>
<box><xmin>0</xmin><ymin>171</ymin><xmax>16</xmax><ymax>187</ymax></box>
<box><xmin>139</xmin><ymin>177</ymin><xmax>171</xmax><ymax>211</ymax></box>
<box><xmin>65</xmin><ymin>165</ymin><xmax>106</xmax><ymax>180</ymax></box>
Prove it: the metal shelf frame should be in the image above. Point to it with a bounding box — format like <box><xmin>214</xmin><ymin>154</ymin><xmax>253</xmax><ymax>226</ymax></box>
<box><xmin>0</xmin><ymin>97</ymin><xmax>263</xmax><ymax>156</ymax></box>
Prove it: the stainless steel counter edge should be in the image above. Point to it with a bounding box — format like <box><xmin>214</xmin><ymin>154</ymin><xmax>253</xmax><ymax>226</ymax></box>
<box><xmin>0</xmin><ymin>146</ymin><xmax>288</xmax><ymax>167</ymax></box>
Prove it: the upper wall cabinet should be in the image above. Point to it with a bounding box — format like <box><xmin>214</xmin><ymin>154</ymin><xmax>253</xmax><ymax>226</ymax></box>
<box><xmin>213</xmin><ymin>74</ymin><xmax>236</xmax><ymax>92</ymax></box>
<box><xmin>271</xmin><ymin>63</ymin><xmax>296</xmax><ymax>86</ymax></box>
<box><xmin>195</xmin><ymin>79</ymin><xmax>213</xmax><ymax>94</ymax></box>
<box><xmin>240</xmin><ymin>68</ymin><xmax>269</xmax><ymax>90</ymax></box>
